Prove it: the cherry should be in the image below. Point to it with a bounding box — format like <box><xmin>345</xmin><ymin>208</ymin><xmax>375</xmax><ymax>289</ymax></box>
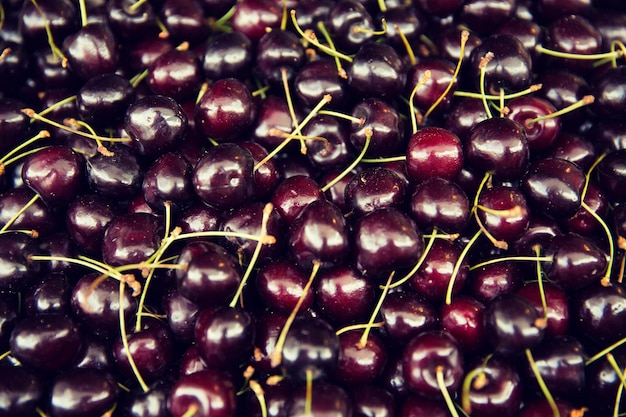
<box><xmin>23</xmin><ymin>272</ymin><xmax>71</xmax><ymax>316</ymax></box>
<box><xmin>477</xmin><ymin>185</ymin><xmax>530</xmax><ymax>244</ymax></box>
<box><xmin>349</xmin><ymin>385</ymin><xmax>395</xmax><ymax>417</ymax></box>
<box><xmin>142</xmin><ymin>152</ymin><xmax>193</xmax><ymax>213</ymax></box>
<box><xmin>21</xmin><ymin>145</ymin><xmax>84</xmax><ymax>207</ymax></box>
<box><xmin>445</xmin><ymin>98</ymin><xmax>489</xmax><ymax>142</ymax></box>
<box><xmin>251</xmin><ymin>95</ymin><xmax>298</xmax><ymax>150</ymax></box>
<box><xmin>440</xmin><ymin>295</ymin><xmax>486</xmax><ymax>354</ymax></box>
<box><xmin>542</xmin><ymin>14</ymin><xmax>602</xmax><ymax>73</ymax></box>
<box><xmin>106</xmin><ymin>0</ymin><xmax>159</xmax><ymax>40</ymax></box>
<box><xmin>256</xmin><ymin>30</ymin><xmax>305</xmax><ymax>84</ymax></box>
<box><xmin>302</xmin><ymin>114</ymin><xmax>352</xmax><ymax>171</ymax></box>
<box><xmin>402</xmin><ymin>330</ymin><xmax>464</xmax><ymax>400</ymax></box>
<box><xmin>201</xmin><ymin>31</ymin><xmax>253</xmax><ymax>80</ymax></box>
<box><xmin>348</xmin><ymin>42</ymin><xmax>406</xmax><ymax>99</ymax></box>
<box><xmin>271</xmin><ymin>175</ymin><xmax>325</xmax><ymax>224</ymax></box>
<box><xmin>380</xmin><ymin>291</ymin><xmax>438</xmax><ymax>346</ymax></box>
<box><xmin>101</xmin><ymin>212</ymin><xmax>162</xmax><ymax>267</ymax></box>
<box><xmin>415</xmin><ymin>0</ymin><xmax>464</xmax><ymax>16</ymax></box>
<box><xmin>410</xmin><ymin>177</ymin><xmax>470</xmax><ymax>234</ymax></box>
<box><xmin>194</xmin><ymin>306</ymin><xmax>255</xmax><ymax>370</ymax></box>
<box><xmin>465</xmin><ymin>117</ymin><xmax>529</xmax><ymax>181</ymax></box>
<box><xmin>0</xmin><ymin>99</ymin><xmax>30</xmax><ymax>155</ymax></box>
<box><xmin>546</xmin><ymin>132</ymin><xmax>596</xmax><ymax>169</ymax></box>
<box><xmin>86</xmin><ymin>144</ymin><xmax>144</xmax><ymax>199</ymax></box>
<box><xmin>62</xmin><ymin>23</ymin><xmax>118</xmax><ymax>81</ymax></box>
<box><xmin>19</xmin><ymin>0</ymin><xmax>78</xmax><ymax>47</ymax></box>
<box><xmin>0</xmin><ymin>232</ymin><xmax>41</xmax><ymax>292</ymax></box>
<box><xmin>516</xmin><ymin>282</ymin><xmax>570</xmax><ymax>338</ymax></box>
<box><xmin>538</xmin><ymin>69</ymin><xmax>592</xmax><ymax>129</ymax></box>
<box><xmin>167</xmin><ymin>369</ymin><xmax>236</xmax><ymax>417</ymax></box>
<box><xmin>506</xmin><ymin>96</ymin><xmax>561</xmax><ymax>152</ymax></box>
<box><xmin>516</xmin><ymin>399</ymin><xmax>584</xmax><ymax>417</ymax></box>
<box><xmin>65</xmin><ymin>194</ymin><xmax>116</xmax><ymax>255</ymax></box>
<box><xmin>0</xmin><ymin>187</ymin><xmax>56</xmax><ymax>235</ymax></box>
<box><xmin>256</xmin><ymin>258</ymin><xmax>315</xmax><ymax>314</ymax></box>
<box><xmin>484</xmin><ymin>293</ymin><xmax>545</xmax><ymax>356</ymax></box>
<box><xmin>122</xmin><ymin>383</ymin><xmax>170</xmax><ymax>417</ymax></box>
<box><xmin>572</xmin><ymin>281</ymin><xmax>626</xmax><ymax>346</ymax></box>
<box><xmin>335</xmin><ymin>330</ymin><xmax>388</xmax><ymax>385</ymax></box>
<box><xmin>406</xmin><ymin>59</ymin><xmax>458</xmax><ymax>117</ymax></box>
<box><xmin>325</xmin><ymin>0</ymin><xmax>375</xmax><ymax>54</ymax></box>
<box><xmin>160</xmin><ymin>0</ymin><xmax>210</xmax><ymax>43</ymax></box>
<box><xmin>406</xmin><ymin>127</ymin><xmax>464</xmax><ymax>183</ymax></box>
<box><xmin>49</xmin><ymin>368</ymin><xmax>119</xmax><ymax>417</ymax></box>
<box><xmin>354</xmin><ymin>208</ymin><xmax>423</xmax><ymax>280</ymax></box>
<box><xmin>399</xmin><ymin>396</ymin><xmax>450</xmax><ymax>417</ymax></box>
<box><xmin>350</xmin><ymin>98</ymin><xmax>404</xmax><ymax>157</ymax></box>
<box><xmin>192</xmin><ymin>143</ymin><xmax>256</xmax><ymax>210</ymax></box>
<box><xmin>468</xmin><ymin>260</ymin><xmax>524</xmax><ymax>303</ymax></box>
<box><xmin>294</xmin><ymin>59</ymin><xmax>348</xmax><ymax>110</ymax></box>
<box><xmin>230</xmin><ymin>0</ymin><xmax>282</xmax><ymax>44</ymax></box>
<box><xmin>495</xmin><ymin>17</ymin><xmax>542</xmax><ymax>57</ymax></box>
<box><xmin>344</xmin><ymin>167</ymin><xmax>406</xmax><ymax>215</ymax></box>
<box><xmin>0</xmin><ymin>366</ymin><xmax>43</xmax><ymax>417</ymax></box>
<box><xmin>461</xmin><ymin>0</ymin><xmax>516</xmax><ymax>34</ymax></box>
<box><xmin>147</xmin><ymin>49</ymin><xmax>202</xmax><ymax>102</ymax></box>
<box><xmin>195</xmin><ymin>78</ymin><xmax>256</xmax><ymax>142</ymax></box>
<box><xmin>281</xmin><ymin>316</ymin><xmax>339</xmax><ymax>380</ymax></box>
<box><xmin>315</xmin><ymin>265</ymin><xmax>375</xmax><ymax>325</ymax></box>
<box><xmin>286</xmin><ymin>380</ymin><xmax>352</xmax><ymax>417</ymax></box>
<box><xmin>598</xmin><ymin>149</ymin><xmax>626</xmax><ymax>204</ymax></box>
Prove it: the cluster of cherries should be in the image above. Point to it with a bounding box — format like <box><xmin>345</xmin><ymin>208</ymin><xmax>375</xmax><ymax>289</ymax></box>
<box><xmin>2</xmin><ymin>0</ymin><xmax>626</xmax><ymax>416</ymax></box>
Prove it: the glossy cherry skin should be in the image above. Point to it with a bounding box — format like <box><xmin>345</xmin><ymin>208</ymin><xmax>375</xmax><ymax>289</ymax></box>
<box><xmin>563</xmin><ymin>182</ymin><xmax>609</xmax><ymax>236</ymax></box>
<box><xmin>167</xmin><ymin>369</ymin><xmax>236</xmax><ymax>417</ymax></box>
<box><xmin>402</xmin><ymin>330</ymin><xmax>464</xmax><ymax>399</ymax></box>
<box><xmin>122</xmin><ymin>382</ymin><xmax>170</xmax><ymax>417</ymax></box>
<box><xmin>256</xmin><ymin>259</ymin><xmax>314</xmax><ymax>314</ymax></box>
<box><xmin>71</xmin><ymin>272</ymin><xmax>138</xmax><ymax>339</ymax></box>
<box><xmin>193</xmin><ymin>143</ymin><xmax>255</xmax><ymax>210</ymax></box>
<box><xmin>399</xmin><ymin>396</ymin><xmax>449</xmax><ymax>417</ymax></box>
<box><xmin>194</xmin><ymin>307</ymin><xmax>255</xmax><ymax>370</ymax></box>
<box><xmin>255</xmin><ymin>30</ymin><xmax>305</xmax><ymax>84</ymax></box>
<box><xmin>543</xmin><ymin>14</ymin><xmax>602</xmax><ymax>73</ymax></box>
<box><xmin>49</xmin><ymin>368</ymin><xmax>119</xmax><ymax>417</ymax></box>
<box><xmin>10</xmin><ymin>314</ymin><xmax>82</xmax><ymax>372</ymax></box>
<box><xmin>406</xmin><ymin>127</ymin><xmax>464</xmax><ymax>183</ymax></box>
<box><xmin>477</xmin><ymin>185</ymin><xmax>530</xmax><ymax>244</ymax></box>
<box><xmin>142</xmin><ymin>152</ymin><xmax>193</xmax><ymax>212</ymax></box>
<box><xmin>282</xmin><ymin>316</ymin><xmax>340</xmax><ymax>381</ymax></box>
<box><xmin>344</xmin><ymin>167</ymin><xmax>406</xmax><ymax>215</ymax></box>
<box><xmin>195</xmin><ymin>78</ymin><xmax>256</xmax><ymax>141</ymax></box>
<box><xmin>0</xmin><ymin>232</ymin><xmax>41</xmax><ymax>292</ymax></box>
<box><xmin>112</xmin><ymin>317</ymin><xmax>174</xmax><ymax>384</ymax></box>
<box><xmin>286</xmin><ymin>381</ymin><xmax>352</xmax><ymax>417</ymax></box>
<box><xmin>271</xmin><ymin>176</ymin><xmax>325</xmax><ymax>224</ymax></box>
<box><xmin>461</xmin><ymin>0</ymin><xmax>516</xmax><ymax>33</ymax></box>
<box><xmin>516</xmin><ymin>399</ymin><xmax>584</xmax><ymax>417</ymax></box>
<box><xmin>0</xmin><ymin>99</ymin><xmax>30</xmax><ymax>155</ymax></box>
<box><xmin>106</xmin><ymin>0</ymin><xmax>159</xmax><ymax>40</ymax></box>
<box><xmin>23</xmin><ymin>272</ymin><xmax>71</xmax><ymax>316</ymax></box>
<box><xmin>0</xmin><ymin>366</ymin><xmax>43</xmax><ymax>417</ymax></box>
<box><xmin>547</xmin><ymin>132</ymin><xmax>595</xmax><ymax>172</ymax></box>
<box><xmin>506</xmin><ymin>96</ymin><xmax>561</xmax><ymax>152</ymax></box>
<box><xmin>65</xmin><ymin>194</ymin><xmax>116</xmax><ymax>255</ymax></box>
<box><xmin>335</xmin><ymin>330</ymin><xmax>388</xmax><ymax>385</ymax></box>
<box><xmin>516</xmin><ymin>282</ymin><xmax>570</xmax><ymax>338</ymax></box>
<box><xmin>572</xmin><ymin>281</ymin><xmax>626</xmax><ymax>346</ymax></box>
<box><xmin>62</xmin><ymin>23</ymin><xmax>118</xmax><ymax>80</ymax></box>
<box><xmin>348</xmin><ymin>41</ymin><xmax>406</xmax><ymax>99</ymax></box>
<box><xmin>381</xmin><ymin>291</ymin><xmax>439</xmax><ymax>347</ymax></box>
<box><xmin>294</xmin><ymin>59</ymin><xmax>348</xmax><ymax>110</ymax></box>
<box><xmin>465</xmin><ymin>117</ymin><xmax>529</xmax><ymax>181</ymax></box>
<box><xmin>539</xmin><ymin>69</ymin><xmax>592</xmax><ymax>130</ymax></box>
<box><xmin>101</xmin><ymin>212</ymin><xmax>162</xmax><ymax>267</ymax></box>
<box><xmin>147</xmin><ymin>49</ymin><xmax>202</xmax><ymax>102</ymax></box>
<box><xmin>302</xmin><ymin>114</ymin><xmax>352</xmax><ymax>171</ymax></box>
<box><xmin>86</xmin><ymin>145</ymin><xmax>143</xmax><ymax>199</ymax></box>
<box><xmin>314</xmin><ymin>267</ymin><xmax>373</xmax><ymax>328</ymax></box>
<box><xmin>201</xmin><ymin>31</ymin><xmax>253</xmax><ymax>80</ymax></box>
<box><xmin>325</xmin><ymin>0</ymin><xmax>375</xmax><ymax>54</ymax></box>
<box><xmin>230</xmin><ymin>0</ymin><xmax>281</xmax><ymax>44</ymax></box>
<box><xmin>484</xmin><ymin>293</ymin><xmax>545</xmax><ymax>356</ymax></box>
<box><xmin>77</xmin><ymin>73</ymin><xmax>135</xmax><ymax>128</ymax></box>
<box><xmin>598</xmin><ymin>149</ymin><xmax>626</xmax><ymax>204</ymax></box>
<box><xmin>160</xmin><ymin>0</ymin><xmax>210</xmax><ymax>43</ymax></box>
<box><xmin>288</xmin><ymin>199</ymin><xmax>349</xmax><ymax>270</ymax></box>
<box><xmin>349</xmin><ymin>385</ymin><xmax>395</xmax><ymax>417</ymax></box>
<box><xmin>406</xmin><ymin>59</ymin><xmax>457</xmax><ymax>116</ymax></box>
<box><xmin>440</xmin><ymin>295</ymin><xmax>486</xmax><ymax>354</ymax></box>
<box><xmin>410</xmin><ymin>177</ymin><xmax>470</xmax><ymax>234</ymax></box>
<box><xmin>350</xmin><ymin>98</ymin><xmax>404</xmax><ymax>157</ymax></box>
<box><xmin>521</xmin><ymin>157</ymin><xmax>586</xmax><ymax>219</ymax></box>
<box><xmin>354</xmin><ymin>208</ymin><xmax>423</xmax><ymax>280</ymax></box>
<box><xmin>468</xmin><ymin>261</ymin><xmax>524</xmax><ymax>304</ymax></box>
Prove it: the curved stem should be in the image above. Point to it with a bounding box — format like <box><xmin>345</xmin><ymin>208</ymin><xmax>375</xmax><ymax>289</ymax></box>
<box><xmin>526</xmin><ymin>348</ymin><xmax>560</xmax><ymax>417</ymax></box>
<box><xmin>446</xmin><ymin>229</ymin><xmax>481</xmax><ymax>305</ymax></box>
<box><xmin>359</xmin><ymin>271</ymin><xmax>394</xmax><ymax>349</ymax></box>
<box><xmin>119</xmin><ymin>279</ymin><xmax>149</xmax><ymax>393</ymax></box>
<box><xmin>320</xmin><ymin>129</ymin><xmax>371</xmax><ymax>192</ymax></box>
<box><xmin>387</xmin><ymin>228</ymin><xmax>438</xmax><ymax>289</ymax></box>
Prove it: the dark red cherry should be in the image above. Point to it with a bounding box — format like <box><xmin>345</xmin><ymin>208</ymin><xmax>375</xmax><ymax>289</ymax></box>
<box><xmin>240</xmin><ymin>142</ymin><xmax>280</xmax><ymax>200</ymax></box>
<box><xmin>406</xmin><ymin>127</ymin><xmax>464</xmax><ymax>183</ymax></box>
<box><xmin>86</xmin><ymin>145</ymin><xmax>143</xmax><ymax>199</ymax></box>
<box><xmin>49</xmin><ymin>368</ymin><xmax>119</xmax><ymax>417</ymax></box>
<box><xmin>415</xmin><ymin>0</ymin><xmax>463</xmax><ymax>16</ymax></box>
<box><xmin>572</xmin><ymin>281</ymin><xmax>626</xmax><ymax>346</ymax></box>
<box><xmin>463</xmin><ymin>354</ymin><xmax>523</xmax><ymax>417</ymax></box>
<box><xmin>315</xmin><ymin>265</ymin><xmax>375</xmax><ymax>325</ymax></box>
<box><xmin>516</xmin><ymin>282</ymin><xmax>570</xmax><ymax>338</ymax></box>
<box><xmin>410</xmin><ymin>177</ymin><xmax>470</xmax><ymax>234</ymax></box>
<box><xmin>101</xmin><ymin>212</ymin><xmax>162</xmax><ymax>267</ymax></box>
<box><xmin>592</xmin><ymin>66</ymin><xmax>626</xmax><ymax>118</ymax></box>
<box><xmin>163</xmin><ymin>289</ymin><xmax>200</xmax><ymax>343</ymax></box>
<box><xmin>484</xmin><ymin>293</ymin><xmax>545</xmax><ymax>356</ymax></box>
<box><xmin>0</xmin><ymin>99</ymin><xmax>30</xmax><ymax>155</ymax></box>
<box><xmin>517</xmin><ymin>399</ymin><xmax>584</xmax><ymax>417</ymax></box>
<box><xmin>66</xmin><ymin>194</ymin><xmax>116</xmax><ymax>255</ymax></box>
<box><xmin>77</xmin><ymin>73</ymin><xmax>135</xmax><ymax>128</ymax></box>
<box><xmin>19</xmin><ymin>0</ymin><xmax>78</xmax><ymax>46</ymax></box>
<box><xmin>294</xmin><ymin>58</ymin><xmax>348</xmax><ymax>110</ymax></box>
<box><xmin>445</xmin><ymin>98</ymin><xmax>489</xmax><ymax>142</ymax></box>
<box><xmin>62</xmin><ymin>23</ymin><xmax>118</xmax><ymax>80</ymax></box>
<box><xmin>402</xmin><ymin>330</ymin><xmax>464</xmax><ymax>399</ymax></box>
<box><xmin>440</xmin><ymin>295</ymin><xmax>486</xmax><ymax>354</ymax></box>
<box><xmin>286</xmin><ymin>381</ymin><xmax>351</xmax><ymax>417</ymax></box>
<box><xmin>344</xmin><ymin>167</ymin><xmax>406</xmax><ymax>215</ymax></box>
<box><xmin>348</xmin><ymin>42</ymin><xmax>406</xmax><ymax>99</ymax></box>
<box><xmin>0</xmin><ymin>232</ymin><xmax>41</xmax><ymax>292</ymax></box>
<box><xmin>543</xmin><ymin>14</ymin><xmax>602</xmax><ymax>73</ymax></box>
<box><xmin>461</xmin><ymin>0</ymin><xmax>516</xmax><ymax>34</ymax></box>
<box><xmin>271</xmin><ymin>175</ymin><xmax>325</xmax><ymax>224</ymax></box>
<box><xmin>24</xmin><ymin>272</ymin><xmax>71</xmax><ymax>316</ymax></box>
<box><xmin>282</xmin><ymin>316</ymin><xmax>339</xmax><ymax>381</ymax></box>
<box><xmin>195</xmin><ymin>78</ymin><xmax>256</xmax><ymax>141</ymax></box>
<box><xmin>585</xmin><ymin>349</ymin><xmax>626</xmax><ymax>415</ymax></box>
<box><xmin>0</xmin><ymin>292</ymin><xmax>19</xmax><ymax>349</ymax></box>
<box><xmin>251</xmin><ymin>95</ymin><xmax>298</xmax><ymax>150</ymax></box>
<box><xmin>469</xmin><ymin>34</ymin><xmax>533</xmax><ymax>93</ymax></box>
<box><xmin>230</xmin><ymin>0</ymin><xmax>281</xmax><ymax>44</ymax></box>
<box><xmin>177</xmin><ymin>202</ymin><xmax>220</xmax><ymax>235</ymax></box>
<box><xmin>142</xmin><ymin>152</ymin><xmax>194</xmax><ymax>213</ymax></box>
<box><xmin>302</xmin><ymin>114</ymin><xmax>352</xmax><ymax>171</ymax></box>
<box><xmin>506</xmin><ymin>96</ymin><xmax>561</xmax><ymax>152</ymax></box>
<box><xmin>147</xmin><ymin>49</ymin><xmax>202</xmax><ymax>102</ymax></box>
<box><xmin>326</xmin><ymin>0</ymin><xmax>375</xmax><ymax>54</ymax></box>
<box><xmin>113</xmin><ymin>317</ymin><xmax>174</xmax><ymax>384</ymax></box>
<box><xmin>546</xmin><ymin>132</ymin><xmax>595</xmax><ymax>170</ymax></box>
<box><xmin>194</xmin><ymin>306</ymin><xmax>255</xmax><ymax>370</ymax></box>
<box><xmin>521</xmin><ymin>157</ymin><xmax>585</xmax><ymax>219</ymax></box>
<box><xmin>71</xmin><ymin>272</ymin><xmax>138</xmax><ymax>338</ymax></box>
<box><xmin>406</xmin><ymin>59</ymin><xmax>457</xmax><ymax>116</ymax></box>
<box><xmin>335</xmin><ymin>330</ymin><xmax>388</xmax><ymax>385</ymax></box>
<box><xmin>160</xmin><ymin>0</ymin><xmax>210</xmax><ymax>43</ymax></box>
<box><xmin>288</xmin><ymin>199</ymin><xmax>349</xmax><ymax>269</ymax></box>
<box><xmin>201</xmin><ymin>31</ymin><xmax>253</xmax><ymax>80</ymax></box>
<box><xmin>0</xmin><ymin>366</ymin><xmax>43</xmax><ymax>417</ymax></box>
<box><xmin>381</xmin><ymin>291</ymin><xmax>439</xmax><ymax>346</ymax></box>
<box><xmin>468</xmin><ymin>261</ymin><xmax>525</xmax><ymax>303</ymax></box>
<box><xmin>495</xmin><ymin>17</ymin><xmax>542</xmax><ymax>57</ymax></box>
<box><xmin>106</xmin><ymin>0</ymin><xmax>159</xmax><ymax>40</ymax></box>
<box><xmin>192</xmin><ymin>143</ymin><xmax>256</xmax><ymax>210</ymax></box>
<box><xmin>122</xmin><ymin>383</ymin><xmax>170</xmax><ymax>417</ymax></box>
<box><xmin>0</xmin><ymin>187</ymin><xmax>55</xmax><ymax>235</ymax></box>
<box><xmin>354</xmin><ymin>208</ymin><xmax>423</xmax><ymax>280</ymax></box>
<box><xmin>410</xmin><ymin>238</ymin><xmax>469</xmax><ymax>302</ymax></box>
<box><xmin>350</xmin><ymin>98</ymin><xmax>404</xmax><ymax>157</ymax></box>
<box><xmin>477</xmin><ymin>185</ymin><xmax>530</xmax><ymax>244</ymax></box>
<box><xmin>465</xmin><ymin>117</ymin><xmax>529</xmax><ymax>181</ymax></box>
<box><xmin>168</xmin><ymin>369</ymin><xmax>236</xmax><ymax>417</ymax></box>
<box><xmin>539</xmin><ymin>69</ymin><xmax>592</xmax><ymax>129</ymax></box>
<box><xmin>256</xmin><ymin>258</ymin><xmax>315</xmax><ymax>314</ymax></box>
<box><xmin>10</xmin><ymin>314</ymin><xmax>82</xmax><ymax>372</ymax></box>
<box><xmin>349</xmin><ymin>385</ymin><xmax>395</xmax><ymax>417</ymax></box>
<box><xmin>598</xmin><ymin>149</ymin><xmax>626</xmax><ymax>204</ymax></box>
<box><xmin>21</xmin><ymin>145</ymin><xmax>84</xmax><ymax>207</ymax></box>
<box><xmin>255</xmin><ymin>30</ymin><xmax>305</xmax><ymax>84</ymax></box>
<box><xmin>543</xmin><ymin>232</ymin><xmax>607</xmax><ymax>290</ymax></box>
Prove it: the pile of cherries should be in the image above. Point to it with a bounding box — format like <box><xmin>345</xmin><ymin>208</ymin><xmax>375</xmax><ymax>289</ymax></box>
<box><xmin>2</xmin><ymin>0</ymin><xmax>626</xmax><ymax>416</ymax></box>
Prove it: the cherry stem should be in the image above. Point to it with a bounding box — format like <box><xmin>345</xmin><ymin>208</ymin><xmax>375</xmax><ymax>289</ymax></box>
<box><xmin>526</xmin><ymin>348</ymin><xmax>560</xmax><ymax>417</ymax></box>
<box><xmin>534</xmin><ymin>245</ymin><xmax>550</xmax><ymax>323</ymax></box>
<box><xmin>279</xmin><ymin>0</ymin><xmax>287</xmax><ymax>31</ymax></box>
<box><xmin>446</xmin><ymin>229</ymin><xmax>482</xmax><ymax>305</ymax></box>
<box><xmin>65</xmin><ymin>118</ymin><xmax>112</xmax><ymax>155</ymax></box>
<box><xmin>280</xmin><ymin>68</ymin><xmax>306</xmax><ymax>154</ymax></box>
<box><xmin>454</xmin><ymin>83</ymin><xmax>542</xmax><ymax>100</ymax></box>
<box><xmin>22</xmin><ymin>109</ymin><xmax>131</xmax><ymax>143</ymax></box>
<box><xmin>387</xmin><ymin>228</ymin><xmax>438</xmax><ymax>289</ymax></box>
<box><xmin>29</xmin><ymin>0</ymin><xmax>67</xmax><ymax>65</ymax></box>
<box><xmin>249</xmin><ymin>380</ymin><xmax>268</xmax><ymax>417</ymax></box>
<box><xmin>581</xmin><ymin>152</ymin><xmax>607</xmax><ymax>201</ymax></box>
<box><xmin>470</xmin><ymin>255</ymin><xmax>552</xmax><ymax>271</ymax></box>
<box><xmin>130</xmin><ymin>69</ymin><xmax>149</xmax><ymax>88</ymax></box>
<box><xmin>535</xmin><ymin>44</ymin><xmax>623</xmax><ymax>61</ymax></box>
<box><xmin>587</xmin><ymin>335</ymin><xmax>626</xmax><ymax>365</ymax></box>
<box><xmin>119</xmin><ymin>278</ymin><xmax>150</xmax><ymax>393</ymax></box>
<box><xmin>461</xmin><ymin>367</ymin><xmax>488</xmax><ymax>414</ymax></box>
<box><xmin>526</xmin><ymin>95</ymin><xmax>595</xmax><ymax>126</ymax></box>
<box><xmin>317</xmin><ymin>110</ymin><xmax>362</xmax><ymax>124</ymax></box>
<box><xmin>359</xmin><ymin>271</ymin><xmax>394</xmax><ymax>349</ymax></box>
<box><xmin>423</xmin><ymin>30</ymin><xmax>469</xmax><ymax>121</ymax></box>
<box><xmin>78</xmin><ymin>0</ymin><xmax>87</xmax><ymax>26</ymax></box>
<box><xmin>128</xmin><ymin>0</ymin><xmax>150</xmax><ymax>12</ymax></box>
<box><xmin>479</xmin><ymin>52</ymin><xmax>494</xmax><ymax>119</ymax></box>
<box><xmin>472</xmin><ymin>173</ymin><xmax>508</xmax><ymax>250</ymax></box>
<box><xmin>29</xmin><ymin>254</ymin><xmax>122</xmax><ymax>281</ymax></box>
<box><xmin>436</xmin><ymin>365</ymin><xmax>461</xmax><ymax>417</ymax></box>
<box><xmin>305</xmin><ymin>369</ymin><xmax>313</xmax><ymax>416</ymax></box>
<box><xmin>394</xmin><ymin>24</ymin><xmax>416</xmax><ymax>67</ymax></box>
<box><xmin>320</xmin><ymin>127</ymin><xmax>371</xmax><ymax>192</ymax></box>
<box><xmin>335</xmin><ymin>322</ymin><xmax>384</xmax><ymax>336</ymax></box>
<box><xmin>270</xmin><ymin>260</ymin><xmax>321</xmax><ymax>368</ymax></box>
<box><xmin>0</xmin><ymin>193</ymin><xmax>40</xmax><ymax>233</ymax></box>
<box><xmin>1</xmin><ymin>146</ymin><xmax>49</xmax><ymax>176</ymax></box>
<box><xmin>0</xmin><ymin>130</ymin><xmax>50</xmax><ymax>174</ymax></box>
<box><xmin>291</xmin><ymin>10</ymin><xmax>353</xmax><ymax>63</ymax></box>
<box><xmin>377</xmin><ymin>0</ymin><xmax>387</xmax><ymax>13</ymax></box>
<box><xmin>408</xmin><ymin>70</ymin><xmax>432</xmax><ymax>134</ymax></box>
<box><xmin>605</xmin><ymin>353</ymin><xmax>626</xmax><ymax>417</ymax></box>
<box><xmin>316</xmin><ymin>21</ymin><xmax>346</xmax><ymax>78</ymax></box>
<box><xmin>180</xmin><ymin>404</ymin><xmax>199</xmax><ymax>417</ymax></box>
<box><xmin>581</xmin><ymin>201</ymin><xmax>614</xmax><ymax>286</ymax></box>
<box><xmin>0</xmin><ymin>3</ymin><xmax>5</xmax><ymax>31</ymax></box>
<box><xmin>360</xmin><ymin>155</ymin><xmax>406</xmax><ymax>163</ymax></box>
<box><xmin>0</xmin><ymin>350</ymin><xmax>11</xmax><ymax>361</ymax></box>
<box><xmin>229</xmin><ymin>203</ymin><xmax>274</xmax><ymax>308</ymax></box>
<box><xmin>255</xmin><ymin>95</ymin><xmax>332</xmax><ymax>171</ymax></box>
<box><xmin>618</xmin><ymin>253</ymin><xmax>625</xmax><ymax>284</ymax></box>
<box><xmin>37</xmin><ymin>95</ymin><xmax>77</xmax><ymax>118</ymax></box>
